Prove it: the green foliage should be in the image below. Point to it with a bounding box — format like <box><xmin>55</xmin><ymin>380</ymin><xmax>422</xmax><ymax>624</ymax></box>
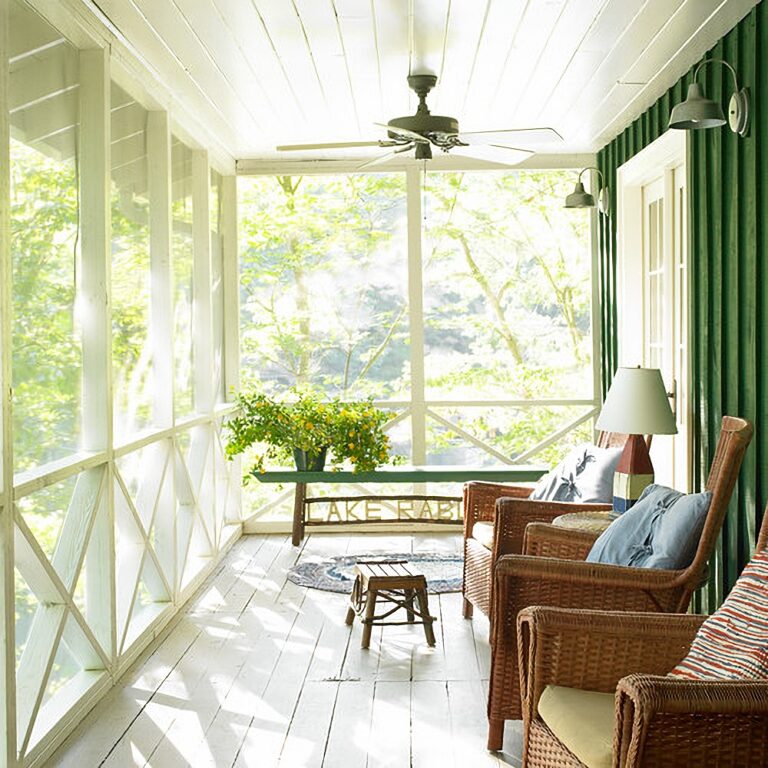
<box><xmin>239</xmin><ymin>173</ymin><xmax>409</xmax><ymax>398</ymax></box>
<box><xmin>111</xmin><ymin>181</ymin><xmax>152</xmax><ymax>437</ymax></box>
<box><xmin>11</xmin><ymin>141</ymin><xmax>81</xmax><ymax>468</ymax></box>
<box><xmin>225</xmin><ymin>387</ymin><xmax>396</xmax><ymax>474</ymax></box>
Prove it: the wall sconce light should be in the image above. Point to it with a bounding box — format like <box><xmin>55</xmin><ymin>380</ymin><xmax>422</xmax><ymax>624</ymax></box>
<box><xmin>668</xmin><ymin>58</ymin><xmax>749</xmax><ymax>136</ymax></box>
<box><xmin>564</xmin><ymin>167</ymin><xmax>609</xmax><ymax>215</ymax></box>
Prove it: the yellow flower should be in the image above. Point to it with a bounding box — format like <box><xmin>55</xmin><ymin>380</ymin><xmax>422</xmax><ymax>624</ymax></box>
<box><xmin>348</xmin><ymin>443</ymin><xmax>355</xmax><ymax>449</ymax></box>
<box><xmin>305</xmin><ymin>421</ymin><xmax>313</xmax><ymax>429</ymax></box>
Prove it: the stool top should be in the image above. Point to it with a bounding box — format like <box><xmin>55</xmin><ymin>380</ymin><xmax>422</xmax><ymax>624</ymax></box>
<box><xmin>354</xmin><ymin>560</ymin><xmax>427</xmax><ymax>587</ymax></box>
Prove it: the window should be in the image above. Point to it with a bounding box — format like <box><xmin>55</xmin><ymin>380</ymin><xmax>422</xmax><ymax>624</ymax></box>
<box><xmin>423</xmin><ymin>170</ymin><xmax>592</xmax><ymax>465</ymax></box>
<box><xmin>10</xmin><ymin>12</ymin><xmax>81</xmax><ymax>470</ymax></box>
<box><xmin>239</xmin><ymin>174</ymin><xmax>409</xmax><ymax>398</ymax></box>
<box><xmin>238</xmin><ymin>167</ymin><xmax>595</xmax><ymax>515</ymax></box>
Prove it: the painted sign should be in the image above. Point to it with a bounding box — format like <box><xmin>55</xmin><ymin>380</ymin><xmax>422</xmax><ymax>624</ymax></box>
<box><xmin>305</xmin><ymin>496</ymin><xmax>462</xmax><ymax>524</ymax></box>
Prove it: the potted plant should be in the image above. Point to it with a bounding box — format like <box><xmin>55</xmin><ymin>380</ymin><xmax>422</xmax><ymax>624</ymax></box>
<box><xmin>224</xmin><ymin>387</ymin><xmax>396</xmax><ymax>475</ymax></box>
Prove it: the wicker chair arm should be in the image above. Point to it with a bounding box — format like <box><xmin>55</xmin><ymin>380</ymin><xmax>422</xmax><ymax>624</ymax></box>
<box><xmin>462</xmin><ymin>481</ymin><xmax>532</xmax><ymax>537</ymax></box>
<box><xmin>615</xmin><ymin>675</ymin><xmax>768</xmax><ymax>767</ymax></box>
<box><xmin>492</xmin><ymin>499</ymin><xmax>608</xmax><ymax>559</ymax></box>
<box><xmin>517</xmin><ymin>608</ymin><xmax>705</xmax><ymax>722</ymax></box>
<box><xmin>618</xmin><ymin>674</ymin><xmax>768</xmax><ymax>715</ymax></box>
<box><xmin>496</xmin><ymin>553</ymin><xmax>682</xmax><ymax>592</ymax></box>
<box><xmin>523</xmin><ymin>522</ymin><xmax>599</xmax><ymax>559</ymax></box>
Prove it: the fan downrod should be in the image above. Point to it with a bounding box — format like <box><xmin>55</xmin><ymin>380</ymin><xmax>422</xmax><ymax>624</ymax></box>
<box><xmin>408</xmin><ymin>74</ymin><xmax>438</xmax><ymax>113</ymax></box>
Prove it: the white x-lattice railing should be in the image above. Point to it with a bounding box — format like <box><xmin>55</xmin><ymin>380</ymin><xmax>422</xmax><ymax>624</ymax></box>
<box><xmin>12</xmin><ymin>412</ymin><xmax>240</xmax><ymax>763</ymax></box>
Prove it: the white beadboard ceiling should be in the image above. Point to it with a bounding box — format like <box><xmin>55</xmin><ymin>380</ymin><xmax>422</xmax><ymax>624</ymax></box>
<box><xmin>80</xmin><ymin>0</ymin><xmax>757</xmax><ymax>165</ymax></box>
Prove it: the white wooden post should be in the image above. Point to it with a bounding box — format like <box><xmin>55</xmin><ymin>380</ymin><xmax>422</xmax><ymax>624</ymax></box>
<box><xmin>79</xmin><ymin>48</ymin><xmax>111</xmax><ymax>454</ymax></box>
<box><xmin>78</xmin><ymin>47</ymin><xmax>114</xmax><ymax>664</ymax></box>
<box><xmin>220</xmin><ymin>174</ymin><xmax>241</xmax><ymax>523</ymax></box>
<box><xmin>190</xmin><ymin>150</ymin><xmax>216</xmax><ymax>551</ymax></box>
<box><xmin>192</xmin><ymin>150</ymin><xmax>214</xmax><ymax>415</ymax></box>
<box><xmin>147</xmin><ymin>112</ymin><xmax>174</xmax><ymax>428</ymax></box>
<box><xmin>406</xmin><ymin>167</ymin><xmax>426</xmax><ymax>465</ymax></box>
<box><xmin>0</xmin><ymin>0</ymin><xmax>17</xmax><ymax>761</ymax></box>
<box><xmin>147</xmin><ymin>113</ymin><xmax>176</xmax><ymax>595</ymax></box>
<box><xmin>221</xmin><ymin>175</ymin><xmax>240</xmax><ymax>400</ymax></box>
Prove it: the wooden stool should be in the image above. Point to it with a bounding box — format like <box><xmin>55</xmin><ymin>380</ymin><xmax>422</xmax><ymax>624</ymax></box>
<box><xmin>345</xmin><ymin>560</ymin><xmax>436</xmax><ymax>649</ymax></box>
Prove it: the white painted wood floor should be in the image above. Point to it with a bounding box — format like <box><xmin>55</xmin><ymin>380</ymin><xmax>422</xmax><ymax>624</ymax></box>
<box><xmin>48</xmin><ymin>532</ymin><xmax>523</xmax><ymax>767</ymax></box>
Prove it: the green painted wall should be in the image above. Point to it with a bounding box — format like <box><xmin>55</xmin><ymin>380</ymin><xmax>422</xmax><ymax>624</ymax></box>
<box><xmin>597</xmin><ymin>3</ymin><xmax>766</xmax><ymax>609</ymax></box>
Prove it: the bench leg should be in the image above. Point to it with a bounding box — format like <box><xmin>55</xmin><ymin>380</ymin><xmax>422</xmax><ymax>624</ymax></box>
<box><xmin>462</xmin><ymin>597</ymin><xmax>474</xmax><ymax>619</ymax></box>
<box><xmin>361</xmin><ymin>589</ymin><xmax>377</xmax><ymax>649</ymax></box>
<box><xmin>416</xmin><ymin>589</ymin><xmax>436</xmax><ymax>646</ymax></box>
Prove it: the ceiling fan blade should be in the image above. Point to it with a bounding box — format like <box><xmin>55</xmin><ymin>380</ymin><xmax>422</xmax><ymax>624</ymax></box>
<box><xmin>357</xmin><ymin>144</ymin><xmax>414</xmax><ymax>170</ymax></box>
<box><xmin>449</xmin><ymin>144</ymin><xmax>533</xmax><ymax>166</ymax></box>
<box><xmin>456</xmin><ymin>127</ymin><xmax>563</xmax><ymax>146</ymax></box>
<box><xmin>276</xmin><ymin>140</ymin><xmax>382</xmax><ymax>151</ymax></box>
<box><xmin>374</xmin><ymin>122</ymin><xmax>429</xmax><ymax>144</ymax></box>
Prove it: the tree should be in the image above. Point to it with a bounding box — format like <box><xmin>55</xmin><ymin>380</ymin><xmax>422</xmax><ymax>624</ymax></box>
<box><xmin>239</xmin><ymin>173</ymin><xmax>410</xmax><ymax>398</ymax></box>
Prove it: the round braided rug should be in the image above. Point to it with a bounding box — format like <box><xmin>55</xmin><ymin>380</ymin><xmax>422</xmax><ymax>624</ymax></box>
<box><xmin>287</xmin><ymin>552</ymin><xmax>463</xmax><ymax>594</ymax></box>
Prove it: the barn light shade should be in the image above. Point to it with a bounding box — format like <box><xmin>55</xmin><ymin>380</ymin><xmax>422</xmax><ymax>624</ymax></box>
<box><xmin>596</xmin><ymin>367</ymin><xmax>677</xmax><ymax>513</ymax></box>
<box><xmin>668</xmin><ymin>58</ymin><xmax>749</xmax><ymax>136</ymax></box>
<box><xmin>564</xmin><ymin>167</ymin><xmax>609</xmax><ymax>215</ymax></box>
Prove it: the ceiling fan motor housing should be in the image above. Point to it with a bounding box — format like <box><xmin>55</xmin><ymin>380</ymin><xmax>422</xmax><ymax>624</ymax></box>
<box><xmin>387</xmin><ymin>114</ymin><xmax>459</xmax><ymax>140</ymax></box>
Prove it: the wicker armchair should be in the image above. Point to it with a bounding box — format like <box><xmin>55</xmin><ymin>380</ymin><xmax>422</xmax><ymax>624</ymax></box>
<box><xmin>516</xmin><ymin>605</ymin><xmax>768</xmax><ymax>767</ymax></box>
<box><xmin>486</xmin><ymin>415</ymin><xmax>753</xmax><ymax>750</ymax></box>
<box><xmin>517</xmin><ymin>508</ymin><xmax>768</xmax><ymax>768</ymax></box>
<box><xmin>462</xmin><ymin>432</ymin><xmax>634</xmax><ymax>622</ymax></box>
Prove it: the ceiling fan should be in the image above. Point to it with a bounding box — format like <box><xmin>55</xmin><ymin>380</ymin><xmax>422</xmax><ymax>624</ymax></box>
<box><xmin>276</xmin><ymin>74</ymin><xmax>563</xmax><ymax>167</ymax></box>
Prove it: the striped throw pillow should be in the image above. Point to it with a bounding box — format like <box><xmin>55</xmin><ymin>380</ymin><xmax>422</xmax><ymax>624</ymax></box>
<box><xmin>669</xmin><ymin>551</ymin><xmax>768</xmax><ymax>680</ymax></box>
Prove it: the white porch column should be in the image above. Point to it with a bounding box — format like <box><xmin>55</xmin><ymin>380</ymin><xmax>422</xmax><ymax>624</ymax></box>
<box><xmin>192</xmin><ymin>150</ymin><xmax>214</xmax><ymax>415</ymax></box>
<box><xmin>406</xmin><ymin>166</ymin><xmax>427</xmax><ymax>465</ymax></box>
<box><xmin>0</xmin><ymin>0</ymin><xmax>16</xmax><ymax>761</ymax></box>
<box><xmin>78</xmin><ymin>46</ymin><xmax>115</xmax><ymax>663</ymax></box>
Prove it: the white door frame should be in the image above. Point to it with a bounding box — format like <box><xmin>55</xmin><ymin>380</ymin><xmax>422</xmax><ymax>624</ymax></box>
<box><xmin>616</xmin><ymin>130</ymin><xmax>690</xmax><ymax>489</ymax></box>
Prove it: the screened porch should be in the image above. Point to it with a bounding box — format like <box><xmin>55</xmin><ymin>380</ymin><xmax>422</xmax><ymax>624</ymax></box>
<box><xmin>1</xmin><ymin>0</ymin><xmax>767</xmax><ymax>766</ymax></box>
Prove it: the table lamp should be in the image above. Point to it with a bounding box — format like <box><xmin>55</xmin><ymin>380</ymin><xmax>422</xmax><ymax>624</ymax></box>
<box><xmin>595</xmin><ymin>367</ymin><xmax>677</xmax><ymax>512</ymax></box>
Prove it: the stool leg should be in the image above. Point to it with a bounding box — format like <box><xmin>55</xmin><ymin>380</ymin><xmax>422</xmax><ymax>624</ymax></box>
<box><xmin>462</xmin><ymin>597</ymin><xmax>474</xmax><ymax>619</ymax></box>
<box><xmin>361</xmin><ymin>589</ymin><xmax>377</xmax><ymax>649</ymax></box>
<box><xmin>346</xmin><ymin>575</ymin><xmax>361</xmax><ymax>626</ymax></box>
<box><xmin>405</xmin><ymin>589</ymin><xmax>415</xmax><ymax>623</ymax></box>
<box><xmin>416</xmin><ymin>589</ymin><xmax>436</xmax><ymax>646</ymax></box>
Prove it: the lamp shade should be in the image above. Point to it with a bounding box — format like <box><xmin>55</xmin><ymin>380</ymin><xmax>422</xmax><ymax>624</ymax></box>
<box><xmin>668</xmin><ymin>82</ymin><xmax>726</xmax><ymax>130</ymax></box>
<box><xmin>564</xmin><ymin>181</ymin><xmax>595</xmax><ymax>208</ymax></box>
<box><xmin>595</xmin><ymin>367</ymin><xmax>677</xmax><ymax>435</ymax></box>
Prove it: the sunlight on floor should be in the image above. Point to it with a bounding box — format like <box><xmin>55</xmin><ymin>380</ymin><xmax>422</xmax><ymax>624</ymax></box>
<box><xmin>48</xmin><ymin>532</ymin><xmax>523</xmax><ymax>767</ymax></box>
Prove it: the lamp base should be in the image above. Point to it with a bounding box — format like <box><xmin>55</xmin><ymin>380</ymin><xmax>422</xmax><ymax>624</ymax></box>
<box><xmin>612</xmin><ymin>434</ymin><xmax>654</xmax><ymax>513</ymax></box>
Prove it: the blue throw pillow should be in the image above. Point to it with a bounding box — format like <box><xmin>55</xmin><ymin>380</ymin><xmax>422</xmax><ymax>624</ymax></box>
<box><xmin>529</xmin><ymin>443</ymin><xmax>621</xmax><ymax>504</ymax></box>
<box><xmin>586</xmin><ymin>484</ymin><xmax>712</xmax><ymax>569</ymax></box>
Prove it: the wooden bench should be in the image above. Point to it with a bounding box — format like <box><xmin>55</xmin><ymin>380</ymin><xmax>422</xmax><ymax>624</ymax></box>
<box><xmin>345</xmin><ymin>560</ymin><xmax>436</xmax><ymax>649</ymax></box>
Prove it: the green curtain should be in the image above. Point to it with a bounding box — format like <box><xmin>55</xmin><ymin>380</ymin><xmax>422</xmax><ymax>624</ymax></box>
<box><xmin>597</xmin><ymin>3</ymin><xmax>766</xmax><ymax>610</ymax></box>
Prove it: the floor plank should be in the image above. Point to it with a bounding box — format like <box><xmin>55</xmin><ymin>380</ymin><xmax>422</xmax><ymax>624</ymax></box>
<box><xmin>48</xmin><ymin>532</ymin><xmax>523</xmax><ymax>767</ymax></box>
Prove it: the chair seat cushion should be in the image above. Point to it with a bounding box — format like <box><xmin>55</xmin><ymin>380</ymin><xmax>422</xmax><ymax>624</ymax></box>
<box><xmin>586</xmin><ymin>484</ymin><xmax>711</xmax><ymax>569</ymax></box>
<box><xmin>670</xmin><ymin>550</ymin><xmax>768</xmax><ymax>680</ymax></box>
<box><xmin>529</xmin><ymin>443</ymin><xmax>622</xmax><ymax>503</ymax></box>
<box><xmin>537</xmin><ymin>685</ymin><xmax>614</xmax><ymax>768</ymax></box>
<box><xmin>472</xmin><ymin>521</ymin><xmax>494</xmax><ymax>550</ymax></box>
